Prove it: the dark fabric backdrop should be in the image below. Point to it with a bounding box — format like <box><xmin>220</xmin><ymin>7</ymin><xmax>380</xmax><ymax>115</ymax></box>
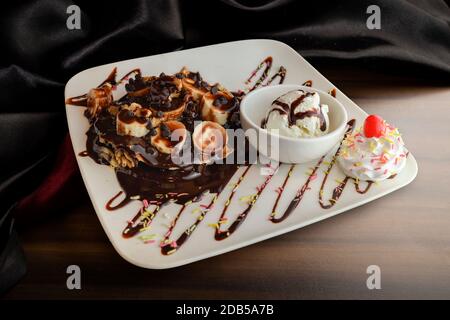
<box><xmin>1</xmin><ymin>0</ymin><xmax>449</xmax><ymax>294</ymax></box>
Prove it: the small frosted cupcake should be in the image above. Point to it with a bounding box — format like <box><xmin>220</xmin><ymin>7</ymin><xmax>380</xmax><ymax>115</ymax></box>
<box><xmin>338</xmin><ymin>115</ymin><xmax>408</xmax><ymax>182</ymax></box>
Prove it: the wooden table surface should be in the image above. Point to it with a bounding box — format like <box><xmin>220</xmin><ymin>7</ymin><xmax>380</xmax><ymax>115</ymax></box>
<box><xmin>4</xmin><ymin>65</ymin><xmax>450</xmax><ymax>300</ymax></box>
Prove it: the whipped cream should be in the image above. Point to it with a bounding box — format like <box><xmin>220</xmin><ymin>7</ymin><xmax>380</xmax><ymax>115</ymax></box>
<box><xmin>338</xmin><ymin>122</ymin><xmax>408</xmax><ymax>181</ymax></box>
<box><xmin>263</xmin><ymin>90</ymin><xmax>330</xmax><ymax>138</ymax></box>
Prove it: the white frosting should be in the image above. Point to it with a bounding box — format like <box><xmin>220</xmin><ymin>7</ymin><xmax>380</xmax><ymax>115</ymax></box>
<box><xmin>338</xmin><ymin>123</ymin><xmax>408</xmax><ymax>181</ymax></box>
<box><xmin>264</xmin><ymin>90</ymin><xmax>329</xmax><ymax>138</ymax></box>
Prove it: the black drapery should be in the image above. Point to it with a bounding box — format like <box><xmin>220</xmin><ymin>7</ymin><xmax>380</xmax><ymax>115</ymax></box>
<box><xmin>1</xmin><ymin>0</ymin><xmax>449</xmax><ymax>293</ymax></box>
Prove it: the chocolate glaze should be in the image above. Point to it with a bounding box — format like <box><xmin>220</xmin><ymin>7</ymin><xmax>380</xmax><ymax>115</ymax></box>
<box><xmin>115</xmin><ymin>162</ymin><xmax>238</xmax><ymax>205</ymax></box>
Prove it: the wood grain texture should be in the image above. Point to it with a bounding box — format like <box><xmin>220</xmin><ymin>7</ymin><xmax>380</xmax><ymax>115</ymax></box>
<box><xmin>4</xmin><ymin>65</ymin><xmax>450</xmax><ymax>300</ymax></box>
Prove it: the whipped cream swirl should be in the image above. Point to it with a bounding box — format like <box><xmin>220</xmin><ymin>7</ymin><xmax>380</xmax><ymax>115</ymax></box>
<box><xmin>338</xmin><ymin>123</ymin><xmax>408</xmax><ymax>181</ymax></box>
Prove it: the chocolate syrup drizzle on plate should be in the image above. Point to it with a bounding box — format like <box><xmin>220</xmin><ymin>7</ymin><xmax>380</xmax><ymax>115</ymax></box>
<box><xmin>214</xmin><ymin>163</ymin><xmax>278</xmax><ymax>241</ymax></box>
<box><xmin>269</xmin><ymin>158</ymin><xmax>323</xmax><ymax>223</ymax></box>
<box><xmin>67</xmin><ymin>57</ymin><xmax>399</xmax><ymax>257</ymax></box>
<box><xmin>245</xmin><ymin>57</ymin><xmax>286</xmax><ymax>92</ymax></box>
<box><xmin>318</xmin><ymin>119</ymin><xmax>373</xmax><ymax>209</ymax></box>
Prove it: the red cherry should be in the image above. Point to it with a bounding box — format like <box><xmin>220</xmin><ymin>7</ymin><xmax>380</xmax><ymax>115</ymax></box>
<box><xmin>363</xmin><ymin>115</ymin><xmax>385</xmax><ymax>138</ymax></box>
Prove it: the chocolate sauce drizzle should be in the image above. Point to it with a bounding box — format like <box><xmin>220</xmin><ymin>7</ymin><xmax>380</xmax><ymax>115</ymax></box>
<box><xmin>105</xmin><ymin>190</ymin><xmax>131</xmax><ymax>211</ymax></box>
<box><xmin>269</xmin><ymin>157</ymin><xmax>323</xmax><ymax>223</ymax></box>
<box><xmin>214</xmin><ymin>164</ymin><xmax>278</xmax><ymax>241</ymax></box>
<box><xmin>159</xmin><ymin>205</ymin><xmax>187</xmax><ymax>255</ymax></box>
<box><xmin>161</xmin><ymin>196</ymin><xmax>216</xmax><ymax>255</ymax></box>
<box><xmin>245</xmin><ymin>57</ymin><xmax>272</xmax><ymax>89</ymax></box>
<box><xmin>245</xmin><ymin>56</ymin><xmax>286</xmax><ymax>92</ymax></box>
<box><xmin>159</xmin><ymin>167</ymin><xmax>249</xmax><ymax>255</ymax></box>
<box><xmin>123</xmin><ymin>202</ymin><xmax>163</xmax><ymax>238</ymax></box>
<box><xmin>266</xmin><ymin>66</ymin><xmax>287</xmax><ymax>87</ymax></box>
<box><xmin>318</xmin><ymin>119</ymin><xmax>373</xmax><ymax>209</ymax></box>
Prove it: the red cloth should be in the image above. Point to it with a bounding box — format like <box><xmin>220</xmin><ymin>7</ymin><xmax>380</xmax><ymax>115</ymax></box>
<box><xmin>15</xmin><ymin>134</ymin><xmax>85</xmax><ymax>223</ymax></box>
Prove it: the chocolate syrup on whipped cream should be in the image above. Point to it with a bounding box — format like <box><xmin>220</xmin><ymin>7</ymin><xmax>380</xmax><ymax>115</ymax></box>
<box><xmin>264</xmin><ymin>90</ymin><xmax>327</xmax><ymax>132</ymax></box>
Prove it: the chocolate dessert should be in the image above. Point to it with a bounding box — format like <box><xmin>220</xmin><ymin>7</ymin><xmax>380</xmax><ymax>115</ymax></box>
<box><xmin>69</xmin><ymin>67</ymin><xmax>245</xmax><ymax>208</ymax></box>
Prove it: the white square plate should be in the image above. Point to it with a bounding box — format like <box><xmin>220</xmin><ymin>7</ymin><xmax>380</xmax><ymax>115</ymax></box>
<box><xmin>65</xmin><ymin>40</ymin><xmax>418</xmax><ymax>269</ymax></box>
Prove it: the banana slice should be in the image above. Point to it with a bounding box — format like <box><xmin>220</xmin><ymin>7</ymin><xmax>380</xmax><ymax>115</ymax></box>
<box><xmin>151</xmin><ymin>121</ymin><xmax>187</xmax><ymax>154</ymax></box>
<box><xmin>146</xmin><ymin>74</ymin><xmax>189</xmax><ymax>121</ymax></box>
<box><xmin>200</xmin><ymin>91</ymin><xmax>237</xmax><ymax>126</ymax></box>
<box><xmin>180</xmin><ymin>68</ymin><xmax>210</xmax><ymax>102</ymax></box>
<box><xmin>148</xmin><ymin>93</ymin><xmax>190</xmax><ymax>122</ymax></box>
<box><xmin>86</xmin><ymin>84</ymin><xmax>113</xmax><ymax>117</ymax></box>
<box><xmin>116</xmin><ymin>103</ymin><xmax>152</xmax><ymax>137</ymax></box>
<box><xmin>192</xmin><ymin>121</ymin><xmax>233</xmax><ymax>164</ymax></box>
